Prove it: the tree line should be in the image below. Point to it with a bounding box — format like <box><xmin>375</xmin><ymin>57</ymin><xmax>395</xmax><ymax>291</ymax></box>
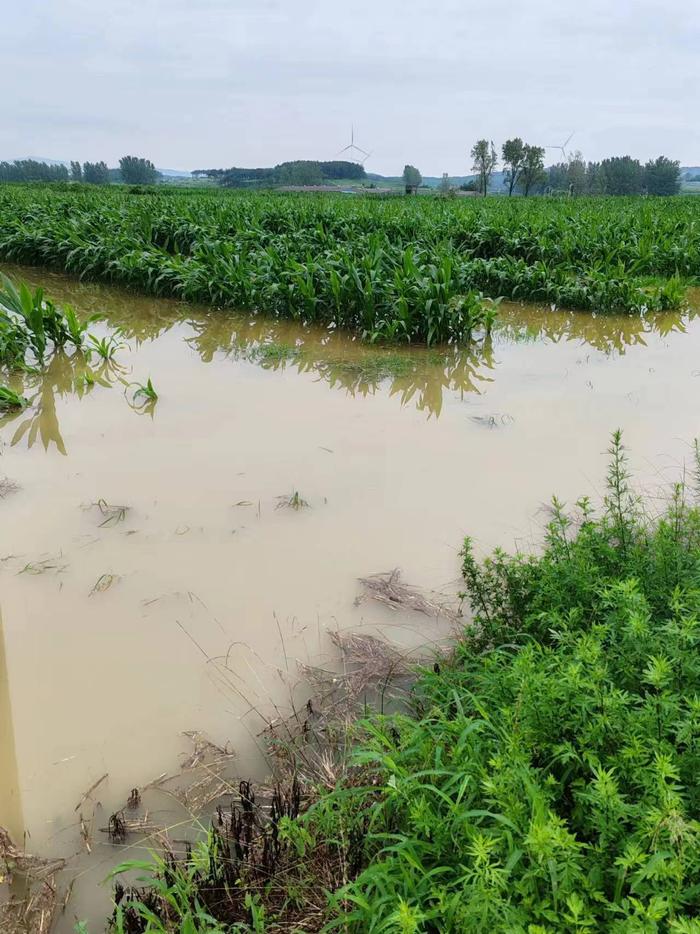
<box><xmin>193</xmin><ymin>160</ymin><xmax>367</xmax><ymax>188</ymax></box>
<box><xmin>0</xmin><ymin>156</ymin><xmax>159</xmax><ymax>185</ymax></box>
<box><xmin>469</xmin><ymin>139</ymin><xmax>681</xmax><ymax>196</ymax></box>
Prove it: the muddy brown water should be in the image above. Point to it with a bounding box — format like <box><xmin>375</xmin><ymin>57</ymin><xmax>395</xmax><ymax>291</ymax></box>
<box><xmin>1</xmin><ymin>264</ymin><xmax>699</xmax><ymax>930</ymax></box>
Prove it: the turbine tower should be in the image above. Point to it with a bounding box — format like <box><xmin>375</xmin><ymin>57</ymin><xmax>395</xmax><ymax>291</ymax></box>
<box><xmin>338</xmin><ymin>125</ymin><xmax>372</xmax><ymax>165</ymax></box>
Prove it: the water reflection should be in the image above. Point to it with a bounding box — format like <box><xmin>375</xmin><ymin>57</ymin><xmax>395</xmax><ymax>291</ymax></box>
<box><xmin>0</xmin><ymin>353</ymin><xmax>124</xmax><ymax>454</ymax></box>
<box><xmin>497</xmin><ymin>303</ymin><xmax>693</xmax><ymax>355</ymax></box>
<box><xmin>0</xmin><ymin>608</ymin><xmax>23</xmax><ymax>845</ymax></box>
<box><xmin>0</xmin><ymin>263</ymin><xmax>697</xmax><ymax>449</ymax></box>
<box><xmin>183</xmin><ymin>316</ymin><xmax>497</xmax><ymax>417</ymax></box>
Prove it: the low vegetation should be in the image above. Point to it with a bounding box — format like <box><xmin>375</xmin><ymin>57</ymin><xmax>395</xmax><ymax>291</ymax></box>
<box><xmin>0</xmin><ymin>385</ymin><xmax>28</xmax><ymax>409</ymax></box>
<box><xmin>0</xmin><ymin>272</ymin><xmax>97</xmax><ymax>368</ymax></box>
<box><xmin>107</xmin><ymin>432</ymin><xmax>700</xmax><ymax>932</ymax></box>
<box><xmin>0</xmin><ymin>188</ymin><xmax>696</xmax><ymax>346</ymax></box>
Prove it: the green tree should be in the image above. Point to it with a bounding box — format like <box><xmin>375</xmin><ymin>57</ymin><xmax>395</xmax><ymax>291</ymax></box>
<box><xmin>402</xmin><ymin>164</ymin><xmax>422</xmax><ymax>192</ymax></box>
<box><xmin>645</xmin><ymin>156</ymin><xmax>681</xmax><ymax>195</ymax></box>
<box><xmin>501</xmin><ymin>137</ymin><xmax>526</xmax><ymax>196</ymax></box>
<box><xmin>601</xmin><ymin>156</ymin><xmax>644</xmax><ymax>195</ymax></box>
<box><xmin>275</xmin><ymin>161</ymin><xmax>323</xmax><ymax>186</ymax></box>
<box><xmin>470</xmin><ymin>139</ymin><xmax>497</xmax><ymax>196</ymax></box>
<box><xmin>518</xmin><ymin>145</ymin><xmax>545</xmax><ymax>196</ymax></box>
<box><xmin>119</xmin><ymin>155</ymin><xmax>159</xmax><ymax>185</ymax></box>
<box><xmin>0</xmin><ymin>160</ymin><xmax>68</xmax><ymax>182</ymax></box>
<box><xmin>438</xmin><ymin>173</ymin><xmax>454</xmax><ymax>197</ymax></box>
<box><xmin>567</xmin><ymin>152</ymin><xmax>587</xmax><ymax>195</ymax></box>
<box><xmin>586</xmin><ymin>161</ymin><xmax>606</xmax><ymax>194</ymax></box>
<box><xmin>70</xmin><ymin>161</ymin><xmax>82</xmax><ymax>182</ymax></box>
<box><xmin>83</xmin><ymin>161</ymin><xmax>110</xmax><ymax>184</ymax></box>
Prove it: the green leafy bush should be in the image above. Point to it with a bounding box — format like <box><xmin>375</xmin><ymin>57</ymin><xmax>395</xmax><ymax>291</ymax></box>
<box><xmin>107</xmin><ymin>432</ymin><xmax>700</xmax><ymax>933</ymax></box>
<box><xmin>312</xmin><ymin>433</ymin><xmax>700</xmax><ymax>932</ymax></box>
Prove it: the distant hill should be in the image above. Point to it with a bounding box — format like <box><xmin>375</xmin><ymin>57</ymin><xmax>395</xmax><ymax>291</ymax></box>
<box><xmin>157</xmin><ymin>167</ymin><xmax>192</xmax><ymax>178</ymax></box>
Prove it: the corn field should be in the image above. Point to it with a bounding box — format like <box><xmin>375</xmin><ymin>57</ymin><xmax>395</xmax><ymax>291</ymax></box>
<box><xmin>0</xmin><ymin>185</ymin><xmax>697</xmax><ymax>344</ymax></box>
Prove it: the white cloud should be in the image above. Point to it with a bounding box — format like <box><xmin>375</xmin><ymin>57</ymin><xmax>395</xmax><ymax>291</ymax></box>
<box><xmin>2</xmin><ymin>0</ymin><xmax>697</xmax><ymax>173</ymax></box>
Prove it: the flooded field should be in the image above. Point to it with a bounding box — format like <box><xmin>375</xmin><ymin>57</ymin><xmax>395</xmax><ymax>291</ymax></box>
<box><xmin>1</xmin><ymin>264</ymin><xmax>700</xmax><ymax>930</ymax></box>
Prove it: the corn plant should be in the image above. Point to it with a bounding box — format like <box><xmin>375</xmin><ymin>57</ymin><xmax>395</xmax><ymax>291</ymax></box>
<box><xmin>0</xmin><ymin>386</ymin><xmax>28</xmax><ymax>409</ymax></box>
<box><xmin>131</xmin><ymin>376</ymin><xmax>158</xmax><ymax>402</ymax></box>
<box><xmin>0</xmin><ymin>187</ymin><xmax>694</xmax><ymax>346</ymax></box>
<box><xmin>86</xmin><ymin>331</ymin><xmax>124</xmax><ymax>361</ymax></box>
<box><xmin>0</xmin><ymin>272</ymin><xmax>102</xmax><ymax>366</ymax></box>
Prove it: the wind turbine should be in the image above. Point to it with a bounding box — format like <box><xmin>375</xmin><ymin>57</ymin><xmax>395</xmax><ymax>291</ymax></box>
<box><xmin>546</xmin><ymin>131</ymin><xmax>575</xmax><ymax>162</ymax></box>
<box><xmin>337</xmin><ymin>125</ymin><xmax>372</xmax><ymax>165</ymax></box>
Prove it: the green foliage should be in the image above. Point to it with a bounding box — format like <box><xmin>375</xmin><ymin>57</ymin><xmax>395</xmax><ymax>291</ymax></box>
<box><xmin>402</xmin><ymin>165</ymin><xmax>422</xmax><ymax>191</ymax></box>
<box><xmin>646</xmin><ymin>157</ymin><xmax>682</xmax><ymax>197</ymax></box>
<box><xmin>123</xmin><ymin>376</ymin><xmax>159</xmax><ymax>415</ymax></box>
<box><xmin>0</xmin><ymin>385</ymin><xmax>28</xmax><ymax>409</ymax></box>
<box><xmin>109</xmin><ymin>834</ymin><xmax>232</xmax><ymax>933</ymax></box>
<box><xmin>86</xmin><ymin>331</ymin><xmax>123</xmax><ymax>361</ymax></box>
<box><xmin>471</xmin><ymin>139</ymin><xmax>498</xmax><ymax>196</ymax></box>
<box><xmin>94</xmin><ymin>433</ymin><xmax>700</xmax><ymax>932</ymax></box>
<box><xmin>519</xmin><ymin>145</ymin><xmax>547</xmax><ymax>196</ymax></box>
<box><xmin>310</xmin><ymin>431</ymin><xmax>700</xmax><ymax>931</ymax></box>
<box><xmin>600</xmin><ymin>156</ymin><xmax>645</xmax><ymax>196</ymax></box>
<box><xmin>0</xmin><ymin>188</ymin><xmax>695</xmax><ymax>349</ymax></box>
<box><xmin>119</xmin><ymin>155</ymin><xmax>159</xmax><ymax>185</ymax></box>
<box><xmin>502</xmin><ymin>138</ymin><xmax>526</xmax><ymax>196</ymax></box>
<box><xmin>0</xmin><ymin>159</ymin><xmax>69</xmax><ymax>183</ymax></box>
<box><xmin>545</xmin><ymin>155</ymin><xmax>680</xmax><ymax>198</ymax></box>
<box><xmin>203</xmin><ymin>160</ymin><xmax>367</xmax><ymax>188</ymax></box>
<box><xmin>132</xmin><ymin>376</ymin><xmax>158</xmax><ymax>401</ymax></box>
<box><xmin>0</xmin><ymin>273</ymin><xmax>98</xmax><ymax>367</ymax></box>
<box><xmin>82</xmin><ymin>161</ymin><xmax>110</xmax><ymax>184</ymax></box>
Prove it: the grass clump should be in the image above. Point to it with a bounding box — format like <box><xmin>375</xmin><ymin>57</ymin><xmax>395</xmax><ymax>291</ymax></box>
<box><xmin>108</xmin><ymin>431</ymin><xmax>700</xmax><ymax>933</ymax></box>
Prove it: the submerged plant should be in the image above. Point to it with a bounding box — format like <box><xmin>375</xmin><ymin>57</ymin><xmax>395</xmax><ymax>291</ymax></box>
<box><xmin>90</xmin><ymin>498</ymin><xmax>129</xmax><ymax>527</ymax></box>
<box><xmin>86</xmin><ymin>331</ymin><xmax>124</xmax><ymax>361</ymax></box>
<box><xmin>124</xmin><ymin>376</ymin><xmax>158</xmax><ymax>416</ymax></box>
<box><xmin>0</xmin><ymin>385</ymin><xmax>28</xmax><ymax>409</ymax></box>
<box><xmin>0</xmin><ymin>273</ymin><xmax>100</xmax><ymax>366</ymax></box>
<box><xmin>131</xmin><ymin>377</ymin><xmax>158</xmax><ymax>402</ymax></box>
<box><xmin>276</xmin><ymin>490</ymin><xmax>310</xmax><ymax>510</ymax></box>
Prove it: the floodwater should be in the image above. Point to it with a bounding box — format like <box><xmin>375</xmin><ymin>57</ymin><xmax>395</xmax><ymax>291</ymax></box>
<box><xmin>1</xmin><ymin>264</ymin><xmax>700</xmax><ymax>931</ymax></box>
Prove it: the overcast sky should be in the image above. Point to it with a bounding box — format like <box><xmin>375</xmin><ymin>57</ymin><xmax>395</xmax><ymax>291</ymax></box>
<box><xmin>3</xmin><ymin>0</ymin><xmax>697</xmax><ymax>175</ymax></box>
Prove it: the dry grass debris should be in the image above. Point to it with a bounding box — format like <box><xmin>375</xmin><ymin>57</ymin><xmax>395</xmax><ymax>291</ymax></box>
<box><xmin>0</xmin><ymin>827</ymin><xmax>64</xmax><ymax>934</ymax></box>
<box><xmin>356</xmin><ymin>568</ymin><xmax>460</xmax><ymax>622</ymax></box>
<box><xmin>0</xmin><ymin>478</ymin><xmax>19</xmax><ymax>499</ymax></box>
